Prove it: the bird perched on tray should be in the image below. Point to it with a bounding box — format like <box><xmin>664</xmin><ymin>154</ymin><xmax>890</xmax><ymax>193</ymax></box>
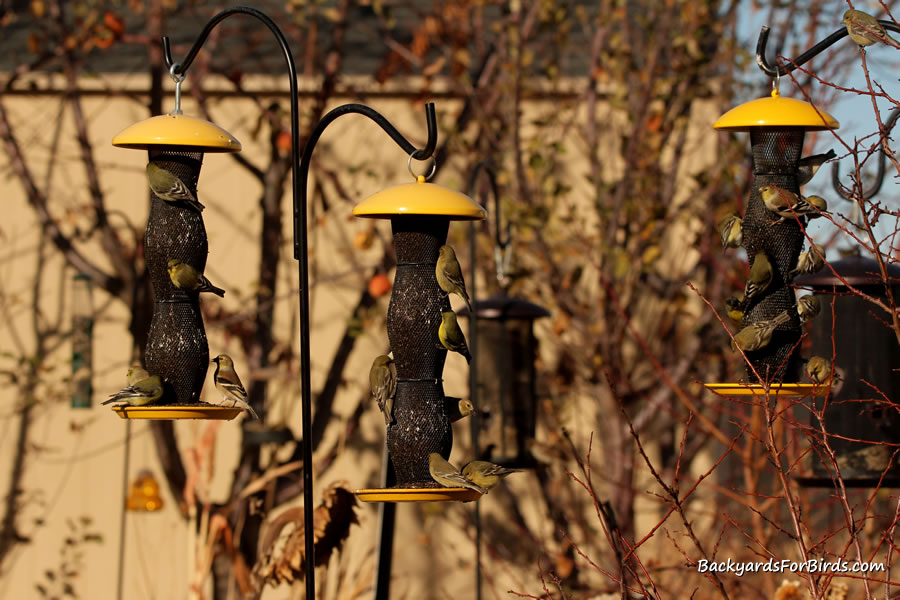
<box><xmin>428</xmin><ymin>453</ymin><xmax>487</xmax><ymax>494</ymax></box>
<box><xmin>731</xmin><ymin>310</ymin><xmax>791</xmax><ymax>353</ymax></box>
<box><xmin>743</xmin><ymin>251</ymin><xmax>773</xmax><ymax>305</ymax></box>
<box><xmin>796</xmin><ymin>149</ymin><xmax>836</xmax><ymax>186</ymax></box>
<box><xmin>806</xmin><ymin>356</ymin><xmax>834</xmax><ymax>385</ymax></box>
<box><xmin>460</xmin><ymin>460</ymin><xmax>522</xmax><ymax>492</ymax></box>
<box><xmin>103</xmin><ymin>373</ymin><xmax>164</xmax><ymax>407</ymax></box>
<box><xmin>167</xmin><ymin>259</ymin><xmax>226</xmax><ymax>297</ymax></box>
<box><xmin>717</xmin><ymin>212</ymin><xmax>743</xmax><ymax>249</ymax></box>
<box><xmin>369</xmin><ymin>354</ymin><xmax>397</xmax><ymax>425</ymax></box>
<box><xmin>796</xmin><ymin>294</ymin><xmax>821</xmax><ymax>324</ymax></box>
<box><xmin>445</xmin><ymin>396</ymin><xmax>475</xmax><ymax>423</ymax></box>
<box><xmin>439</xmin><ymin>311</ymin><xmax>472</xmax><ymax>363</ymax></box>
<box><xmin>786</xmin><ymin>244</ymin><xmax>826</xmax><ymax>281</ymax></box>
<box><xmin>211</xmin><ymin>354</ymin><xmax>259</xmax><ymax>419</ymax></box>
<box><xmin>146</xmin><ymin>162</ymin><xmax>205</xmax><ymax>213</ymax></box>
<box><xmin>842</xmin><ymin>9</ymin><xmax>899</xmax><ymax>47</ymax></box>
<box><xmin>436</xmin><ymin>245</ymin><xmax>472</xmax><ymax>311</ymax></box>
<box><xmin>126</xmin><ymin>364</ymin><xmax>150</xmax><ymax>385</ymax></box>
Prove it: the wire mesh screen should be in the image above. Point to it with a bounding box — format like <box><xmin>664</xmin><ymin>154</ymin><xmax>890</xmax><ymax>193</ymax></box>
<box><xmin>741</xmin><ymin>128</ymin><xmax>805</xmax><ymax>382</ymax></box>
<box><xmin>386</xmin><ymin>216</ymin><xmax>453</xmax><ymax>487</ymax></box>
<box><xmin>143</xmin><ymin>150</ymin><xmax>209</xmax><ymax>404</ymax></box>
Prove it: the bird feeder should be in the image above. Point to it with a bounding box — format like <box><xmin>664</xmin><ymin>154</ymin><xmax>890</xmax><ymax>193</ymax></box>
<box><xmin>459</xmin><ymin>294</ymin><xmax>549</xmax><ymax>467</ymax></box>
<box><xmin>793</xmin><ymin>255</ymin><xmax>900</xmax><ymax>487</ymax></box>
<box><xmin>353</xmin><ymin>169</ymin><xmax>486</xmax><ymax>502</ymax></box>
<box><xmin>710</xmin><ymin>89</ymin><xmax>838</xmax><ymax>387</ymax></box>
<box><xmin>111</xmin><ymin>74</ymin><xmax>242</xmax><ymax>420</ymax></box>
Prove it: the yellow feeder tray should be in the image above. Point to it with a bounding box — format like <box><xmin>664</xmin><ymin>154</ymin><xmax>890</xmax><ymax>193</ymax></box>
<box><xmin>353</xmin><ymin>176</ymin><xmax>486</xmax><ymax>220</ymax></box>
<box><xmin>354</xmin><ymin>487</ymin><xmax>482</xmax><ymax>503</ymax></box>
<box><xmin>111</xmin><ymin>405</ymin><xmax>242</xmax><ymax>420</ymax></box>
<box><xmin>705</xmin><ymin>382</ymin><xmax>830</xmax><ymax>397</ymax></box>
<box><xmin>714</xmin><ymin>89</ymin><xmax>839</xmax><ymax>132</ymax></box>
<box><xmin>112</xmin><ymin>114</ymin><xmax>242</xmax><ymax>152</ymax></box>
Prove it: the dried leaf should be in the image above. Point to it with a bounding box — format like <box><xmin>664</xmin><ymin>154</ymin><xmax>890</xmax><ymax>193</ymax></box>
<box><xmin>253</xmin><ymin>482</ymin><xmax>359</xmax><ymax>587</ymax></box>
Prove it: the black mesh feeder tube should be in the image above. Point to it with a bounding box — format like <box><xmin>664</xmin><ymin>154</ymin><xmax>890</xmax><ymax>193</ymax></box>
<box><xmin>706</xmin><ymin>89</ymin><xmax>839</xmax><ymax>396</ymax></box>
<box><xmin>111</xmin><ymin>111</ymin><xmax>243</xmax><ymax>420</ymax></box>
<box><xmin>353</xmin><ymin>173</ymin><xmax>486</xmax><ymax>502</ymax></box>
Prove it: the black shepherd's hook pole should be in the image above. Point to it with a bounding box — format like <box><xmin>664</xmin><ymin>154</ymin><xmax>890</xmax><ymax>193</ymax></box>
<box><xmin>162</xmin><ymin>7</ymin><xmax>438</xmax><ymax>598</ymax></box>
<box><xmin>465</xmin><ymin>161</ymin><xmax>503</xmax><ymax>600</ymax></box>
<box><xmin>756</xmin><ymin>19</ymin><xmax>900</xmax><ymax>77</ymax></box>
<box><xmin>831</xmin><ymin>107</ymin><xmax>899</xmax><ymax>202</ymax></box>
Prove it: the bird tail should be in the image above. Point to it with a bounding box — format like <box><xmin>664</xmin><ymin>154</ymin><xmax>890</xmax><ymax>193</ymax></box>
<box><xmin>774</xmin><ymin>310</ymin><xmax>792</xmax><ymax>326</ymax></box>
<box><xmin>188</xmin><ymin>199</ymin><xmax>206</xmax><ymax>213</ymax></box>
<box><xmin>464</xmin><ymin>350</ymin><xmax>472</xmax><ymax>364</ymax></box>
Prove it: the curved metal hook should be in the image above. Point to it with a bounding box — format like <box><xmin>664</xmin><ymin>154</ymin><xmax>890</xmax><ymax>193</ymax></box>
<box><xmin>830</xmin><ymin>107</ymin><xmax>899</xmax><ymax>201</ymax></box>
<box><xmin>756</xmin><ymin>20</ymin><xmax>900</xmax><ymax>77</ymax></box>
<box><xmin>466</xmin><ymin>161</ymin><xmax>508</xmax><ymax>249</ymax></box>
<box><xmin>466</xmin><ymin>161</ymin><xmax>511</xmax><ymax>286</ymax></box>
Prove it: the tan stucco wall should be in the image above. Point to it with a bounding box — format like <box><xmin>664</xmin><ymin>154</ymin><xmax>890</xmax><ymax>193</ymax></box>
<box><xmin>0</xmin><ymin>73</ymin><xmax>723</xmax><ymax>598</ymax></box>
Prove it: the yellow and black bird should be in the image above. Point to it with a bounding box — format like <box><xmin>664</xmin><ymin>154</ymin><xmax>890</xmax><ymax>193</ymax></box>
<box><xmin>428</xmin><ymin>453</ymin><xmax>486</xmax><ymax>494</ymax></box>
<box><xmin>211</xmin><ymin>354</ymin><xmax>259</xmax><ymax>420</ymax></box>
<box><xmin>369</xmin><ymin>354</ymin><xmax>397</xmax><ymax>425</ymax></box>
<box><xmin>435</xmin><ymin>245</ymin><xmax>472</xmax><ymax>311</ymax></box>
<box><xmin>103</xmin><ymin>374</ymin><xmax>164</xmax><ymax>407</ymax></box>
<box><xmin>460</xmin><ymin>460</ymin><xmax>522</xmax><ymax>492</ymax></box>
<box><xmin>146</xmin><ymin>162</ymin><xmax>205</xmax><ymax>213</ymax></box>
<box><xmin>167</xmin><ymin>259</ymin><xmax>226</xmax><ymax>297</ymax></box>
<box><xmin>438</xmin><ymin>311</ymin><xmax>471</xmax><ymax>363</ymax></box>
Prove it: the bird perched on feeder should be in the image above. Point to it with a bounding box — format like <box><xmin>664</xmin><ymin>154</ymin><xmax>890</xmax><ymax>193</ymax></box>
<box><xmin>717</xmin><ymin>212</ymin><xmax>743</xmax><ymax>249</ymax></box>
<box><xmin>369</xmin><ymin>354</ymin><xmax>397</xmax><ymax>425</ymax></box>
<box><xmin>787</xmin><ymin>244</ymin><xmax>826</xmax><ymax>281</ymax></box>
<box><xmin>445</xmin><ymin>396</ymin><xmax>475</xmax><ymax>423</ymax></box>
<box><xmin>210</xmin><ymin>354</ymin><xmax>259</xmax><ymax>420</ymax></box>
<box><xmin>743</xmin><ymin>251</ymin><xmax>774</xmax><ymax>305</ymax></box>
<box><xmin>461</xmin><ymin>460</ymin><xmax>522</xmax><ymax>492</ymax></box>
<box><xmin>725</xmin><ymin>295</ymin><xmax>745</xmax><ymax>325</ymax></box>
<box><xmin>435</xmin><ymin>245</ymin><xmax>472</xmax><ymax>311</ymax></box>
<box><xmin>759</xmin><ymin>185</ymin><xmax>829</xmax><ymax>223</ymax></box>
<box><xmin>797</xmin><ymin>294</ymin><xmax>821</xmax><ymax>324</ymax></box>
<box><xmin>428</xmin><ymin>453</ymin><xmax>487</xmax><ymax>494</ymax></box>
<box><xmin>842</xmin><ymin>9</ymin><xmax>899</xmax><ymax>47</ymax></box>
<box><xmin>731</xmin><ymin>310</ymin><xmax>791</xmax><ymax>352</ymax></box>
<box><xmin>146</xmin><ymin>162</ymin><xmax>205</xmax><ymax>213</ymax></box>
<box><xmin>167</xmin><ymin>259</ymin><xmax>226</xmax><ymax>297</ymax></box>
<box><xmin>806</xmin><ymin>356</ymin><xmax>834</xmax><ymax>385</ymax></box>
<box><xmin>796</xmin><ymin>149</ymin><xmax>836</xmax><ymax>186</ymax></box>
<box><xmin>126</xmin><ymin>364</ymin><xmax>150</xmax><ymax>385</ymax></box>
<box><xmin>439</xmin><ymin>311</ymin><xmax>472</xmax><ymax>363</ymax></box>
<box><xmin>103</xmin><ymin>374</ymin><xmax>164</xmax><ymax>407</ymax></box>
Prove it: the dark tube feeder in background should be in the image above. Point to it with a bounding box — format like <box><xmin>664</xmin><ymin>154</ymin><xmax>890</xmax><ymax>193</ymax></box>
<box><xmin>459</xmin><ymin>295</ymin><xmax>549</xmax><ymax>467</ymax></box>
<box><xmin>794</xmin><ymin>256</ymin><xmax>900</xmax><ymax>487</ymax></box>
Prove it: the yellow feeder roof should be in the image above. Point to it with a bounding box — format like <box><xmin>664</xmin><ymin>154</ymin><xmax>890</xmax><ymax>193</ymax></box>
<box><xmin>353</xmin><ymin>176</ymin><xmax>486</xmax><ymax>221</ymax></box>
<box><xmin>112</xmin><ymin>114</ymin><xmax>241</xmax><ymax>152</ymax></box>
<box><xmin>714</xmin><ymin>89</ymin><xmax>839</xmax><ymax>131</ymax></box>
